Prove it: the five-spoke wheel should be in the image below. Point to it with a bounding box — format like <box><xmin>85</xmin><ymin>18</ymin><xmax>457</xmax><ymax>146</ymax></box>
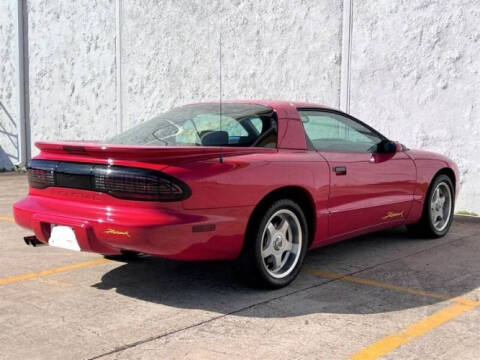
<box><xmin>261</xmin><ymin>209</ymin><xmax>302</xmax><ymax>279</ymax></box>
<box><xmin>407</xmin><ymin>174</ymin><xmax>455</xmax><ymax>238</ymax></box>
<box><xmin>236</xmin><ymin>199</ymin><xmax>308</xmax><ymax>288</ymax></box>
<box><xmin>430</xmin><ymin>181</ymin><xmax>452</xmax><ymax>232</ymax></box>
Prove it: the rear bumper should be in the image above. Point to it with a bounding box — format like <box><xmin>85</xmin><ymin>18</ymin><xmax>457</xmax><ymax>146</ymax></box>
<box><xmin>13</xmin><ymin>195</ymin><xmax>251</xmax><ymax>260</ymax></box>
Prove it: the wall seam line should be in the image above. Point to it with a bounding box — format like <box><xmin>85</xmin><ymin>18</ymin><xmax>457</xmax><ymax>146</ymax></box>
<box><xmin>115</xmin><ymin>0</ymin><xmax>123</xmax><ymax>134</ymax></box>
<box><xmin>340</xmin><ymin>0</ymin><xmax>353</xmax><ymax>114</ymax></box>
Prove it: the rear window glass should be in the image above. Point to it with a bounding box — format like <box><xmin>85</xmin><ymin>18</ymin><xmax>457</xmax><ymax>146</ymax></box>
<box><xmin>106</xmin><ymin>103</ymin><xmax>277</xmax><ymax>147</ymax></box>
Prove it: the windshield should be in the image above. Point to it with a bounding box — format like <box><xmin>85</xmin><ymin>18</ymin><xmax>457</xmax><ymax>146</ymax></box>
<box><xmin>106</xmin><ymin>103</ymin><xmax>277</xmax><ymax>147</ymax></box>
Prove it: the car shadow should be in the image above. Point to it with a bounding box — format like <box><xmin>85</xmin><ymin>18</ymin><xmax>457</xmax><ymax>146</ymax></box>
<box><xmin>0</xmin><ymin>145</ymin><xmax>14</xmax><ymax>170</ymax></box>
<box><xmin>92</xmin><ymin>221</ymin><xmax>480</xmax><ymax>317</ymax></box>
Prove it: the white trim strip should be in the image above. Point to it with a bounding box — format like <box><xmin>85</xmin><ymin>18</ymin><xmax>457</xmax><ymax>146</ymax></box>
<box><xmin>13</xmin><ymin>0</ymin><xmax>30</xmax><ymax>166</ymax></box>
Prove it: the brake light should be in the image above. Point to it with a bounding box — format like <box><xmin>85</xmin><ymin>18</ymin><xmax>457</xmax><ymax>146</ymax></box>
<box><xmin>27</xmin><ymin>160</ymin><xmax>56</xmax><ymax>189</ymax></box>
<box><xmin>27</xmin><ymin>160</ymin><xmax>190</xmax><ymax>202</ymax></box>
<box><xmin>93</xmin><ymin>166</ymin><xmax>189</xmax><ymax>201</ymax></box>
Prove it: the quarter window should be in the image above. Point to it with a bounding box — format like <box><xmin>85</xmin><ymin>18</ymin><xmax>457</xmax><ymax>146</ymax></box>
<box><xmin>249</xmin><ymin>117</ymin><xmax>263</xmax><ymax>134</ymax></box>
<box><xmin>298</xmin><ymin>110</ymin><xmax>383</xmax><ymax>152</ymax></box>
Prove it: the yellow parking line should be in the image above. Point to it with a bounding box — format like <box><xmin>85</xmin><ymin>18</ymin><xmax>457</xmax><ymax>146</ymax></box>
<box><xmin>304</xmin><ymin>269</ymin><xmax>478</xmax><ymax>306</ymax></box>
<box><xmin>304</xmin><ymin>268</ymin><xmax>480</xmax><ymax>359</ymax></box>
<box><xmin>0</xmin><ymin>258</ymin><xmax>110</xmax><ymax>286</ymax></box>
<box><xmin>0</xmin><ymin>216</ymin><xmax>14</xmax><ymax>222</ymax></box>
<box><xmin>350</xmin><ymin>301</ymin><xmax>479</xmax><ymax>360</ymax></box>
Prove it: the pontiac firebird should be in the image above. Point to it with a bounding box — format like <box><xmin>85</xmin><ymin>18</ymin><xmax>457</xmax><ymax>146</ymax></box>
<box><xmin>13</xmin><ymin>101</ymin><xmax>459</xmax><ymax>288</ymax></box>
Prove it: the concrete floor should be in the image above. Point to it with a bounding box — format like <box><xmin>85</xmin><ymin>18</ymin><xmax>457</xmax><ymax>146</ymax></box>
<box><xmin>0</xmin><ymin>174</ymin><xmax>479</xmax><ymax>360</ymax></box>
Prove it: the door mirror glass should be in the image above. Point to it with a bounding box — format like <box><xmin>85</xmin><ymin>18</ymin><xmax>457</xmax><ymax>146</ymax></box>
<box><xmin>377</xmin><ymin>140</ymin><xmax>397</xmax><ymax>153</ymax></box>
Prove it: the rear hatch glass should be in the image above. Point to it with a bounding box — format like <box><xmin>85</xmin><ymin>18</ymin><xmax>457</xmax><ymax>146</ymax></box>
<box><xmin>105</xmin><ymin>103</ymin><xmax>277</xmax><ymax>147</ymax></box>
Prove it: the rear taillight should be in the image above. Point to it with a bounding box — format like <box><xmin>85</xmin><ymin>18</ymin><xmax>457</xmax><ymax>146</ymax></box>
<box><xmin>27</xmin><ymin>160</ymin><xmax>56</xmax><ymax>189</ymax></box>
<box><xmin>93</xmin><ymin>166</ymin><xmax>189</xmax><ymax>201</ymax></box>
<box><xmin>27</xmin><ymin>160</ymin><xmax>190</xmax><ymax>202</ymax></box>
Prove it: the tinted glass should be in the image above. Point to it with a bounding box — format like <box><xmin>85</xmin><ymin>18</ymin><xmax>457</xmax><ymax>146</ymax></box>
<box><xmin>106</xmin><ymin>103</ymin><xmax>277</xmax><ymax>147</ymax></box>
<box><xmin>249</xmin><ymin>117</ymin><xmax>263</xmax><ymax>133</ymax></box>
<box><xmin>299</xmin><ymin>110</ymin><xmax>383</xmax><ymax>152</ymax></box>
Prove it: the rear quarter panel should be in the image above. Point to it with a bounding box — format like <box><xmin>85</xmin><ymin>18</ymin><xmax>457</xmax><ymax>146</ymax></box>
<box><xmin>163</xmin><ymin>150</ymin><xmax>330</xmax><ymax>247</ymax></box>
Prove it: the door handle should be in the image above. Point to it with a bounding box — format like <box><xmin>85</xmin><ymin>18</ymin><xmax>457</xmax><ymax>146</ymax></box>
<box><xmin>333</xmin><ymin>166</ymin><xmax>347</xmax><ymax>175</ymax></box>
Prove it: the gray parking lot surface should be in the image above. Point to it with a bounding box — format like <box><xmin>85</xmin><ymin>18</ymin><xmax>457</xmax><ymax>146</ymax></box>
<box><xmin>1</xmin><ymin>174</ymin><xmax>479</xmax><ymax>359</ymax></box>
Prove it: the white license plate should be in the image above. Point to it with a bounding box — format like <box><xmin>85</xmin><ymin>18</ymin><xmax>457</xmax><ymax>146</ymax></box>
<box><xmin>49</xmin><ymin>225</ymin><xmax>81</xmax><ymax>251</ymax></box>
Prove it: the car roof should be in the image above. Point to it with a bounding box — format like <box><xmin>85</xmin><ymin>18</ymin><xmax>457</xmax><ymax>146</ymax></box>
<box><xmin>246</xmin><ymin>100</ymin><xmax>334</xmax><ymax>109</ymax></box>
<box><xmin>183</xmin><ymin>100</ymin><xmax>336</xmax><ymax>112</ymax></box>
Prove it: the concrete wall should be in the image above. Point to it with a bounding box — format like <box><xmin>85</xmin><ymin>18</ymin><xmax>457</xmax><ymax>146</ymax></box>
<box><xmin>0</xmin><ymin>0</ymin><xmax>479</xmax><ymax>212</ymax></box>
<box><xmin>0</xmin><ymin>0</ymin><xmax>18</xmax><ymax>170</ymax></box>
<box><xmin>121</xmin><ymin>0</ymin><xmax>222</xmax><ymax>130</ymax></box>
<box><xmin>27</xmin><ymin>0</ymin><xmax>118</xmax><ymax>144</ymax></box>
<box><xmin>350</xmin><ymin>0</ymin><xmax>480</xmax><ymax>214</ymax></box>
<box><xmin>121</xmin><ymin>0</ymin><xmax>342</xmax><ymax>129</ymax></box>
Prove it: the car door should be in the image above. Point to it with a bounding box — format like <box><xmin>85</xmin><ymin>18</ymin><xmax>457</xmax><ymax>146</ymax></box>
<box><xmin>298</xmin><ymin>109</ymin><xmax>416</xmax><ymax>240</ymax></box>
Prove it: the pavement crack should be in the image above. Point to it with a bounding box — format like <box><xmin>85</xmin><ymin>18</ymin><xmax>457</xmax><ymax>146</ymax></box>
<box><xmin>88</xmin><ymin>231</ymin><xmax>480</xmax><ymax>359</ymax></box>
<box><xmin>87</xmin><ymin>277</ymin><xmax>339</xmax><ymax>359</ymax></box>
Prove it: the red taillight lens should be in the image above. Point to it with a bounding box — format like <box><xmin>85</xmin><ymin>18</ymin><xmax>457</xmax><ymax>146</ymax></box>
<box><xmin>27</xmin><ymin>160</ymin><xmax>191</xmax><ymax>202</ymax></box>
<box><xmin>27</xmin><ymin>161</ymin><xmax>56</xmax><ymax>189</ymax></box>
<box><xmin>93</xmin><ymin>167</ymin><xmax>190</xmax><ymax>201</ymax></box>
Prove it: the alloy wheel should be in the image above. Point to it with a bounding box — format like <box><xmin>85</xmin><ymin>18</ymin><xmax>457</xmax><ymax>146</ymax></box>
<box><xmin>260</xmin><ymin>209</ymin><xmax>302</xmax><ymax>279</ymax></box>
<box><xmin>430</xmin><ymin>181</ymin><xmax>453</xmax><ymax>232</ymax></box>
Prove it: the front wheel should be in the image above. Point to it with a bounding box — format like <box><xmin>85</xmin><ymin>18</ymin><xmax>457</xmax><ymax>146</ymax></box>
<box><xmin>407</xmin><ymin>174</ymin><xmax>455</xmax><ymax>238</ymax></box>
<box><xmin>236</xmin><ymin>199</ymin><xmax>309</xmax><ymax>288</ymax></box>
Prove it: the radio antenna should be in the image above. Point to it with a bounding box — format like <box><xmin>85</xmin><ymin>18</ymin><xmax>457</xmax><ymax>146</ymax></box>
<box><xmin>218</xmin><ymin>28</ymin><xmax>224</xmax><ymax>163</ymax></box>
<box><xmin>219</xmin><ymin>31</ymin><xmax>223</xmax><ymax>131</ymax></box>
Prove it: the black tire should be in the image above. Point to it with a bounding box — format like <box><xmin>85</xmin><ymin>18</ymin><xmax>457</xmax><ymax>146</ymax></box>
<box><xmin>104</xmin><ymin>250</ymin><xmax>142</xmax><ymax>262</ymax></box>
<box><xmin>407</xmin><ymin>174</ymin><xmax>455</xmax><ymax>238</ymax></box>
<box><xmin>235</xmin><ymin>199</ymin><xmax>309</xmax><ymax>288</ymax></box>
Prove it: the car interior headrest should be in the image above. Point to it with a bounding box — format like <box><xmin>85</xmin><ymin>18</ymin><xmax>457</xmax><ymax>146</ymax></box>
<box><xmin>201</xmin><ymin>130</ymin><xmax>229</xmax><ymax>146</ymax></box>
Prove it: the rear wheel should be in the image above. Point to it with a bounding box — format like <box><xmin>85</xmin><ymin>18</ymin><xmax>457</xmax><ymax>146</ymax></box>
<box><xmin>407</xmin><ymin>174</ymin><xmax>454</xmax><ymax>238</ymax></box>
<box><xmin>236</xmin><ymin>199</ymin><xmax>308</xmax><ymax>288</ymax></box>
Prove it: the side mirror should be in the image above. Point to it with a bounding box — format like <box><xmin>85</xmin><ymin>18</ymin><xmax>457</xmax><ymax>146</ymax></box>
<box><xmin>377</xmin><ymin>140</ymin><xmax>397</xmax><ymax>153</ymax></box>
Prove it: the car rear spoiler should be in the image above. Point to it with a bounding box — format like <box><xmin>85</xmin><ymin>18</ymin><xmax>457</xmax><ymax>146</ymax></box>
<box><xmin>35</xmin><ymin>141</ymin><xmax>276</xmax><ymax>164</ymax></box>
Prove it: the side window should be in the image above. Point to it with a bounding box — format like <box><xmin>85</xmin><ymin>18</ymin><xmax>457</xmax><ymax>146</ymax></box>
<box><xmin>299</xmin><ymin>110</ymin><xmax>382</xmax><ymax>152</ymax></box>
<box><xmin>249</xmin><ymin>117</ymin><xmax>263</xmax><ymax>134</ymax></box>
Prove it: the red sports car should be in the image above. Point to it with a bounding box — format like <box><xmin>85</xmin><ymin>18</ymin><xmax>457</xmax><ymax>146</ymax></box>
<box><xmin>14</xmin><ymin>101</ymin><xmax>459</xmax><ymax>287</ymax></box>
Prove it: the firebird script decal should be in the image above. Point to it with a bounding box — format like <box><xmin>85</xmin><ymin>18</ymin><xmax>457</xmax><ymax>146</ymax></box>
<box><xmin>382</xmin><ymin>211</ymin><xmax>404</xmax><ymax>220</ymax></box>
<box><xmin>104</xmin><ymin>228</ymin><xmax>131</xmax><ymax>238</ymax></box>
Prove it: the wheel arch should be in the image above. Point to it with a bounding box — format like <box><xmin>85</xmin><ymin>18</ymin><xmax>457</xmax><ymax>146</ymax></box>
<box><xmin>419</xmin><ymin>166</ymin><xmax>457</xmax><ymax>212</ymax></box>
<box><xmin>407</xmin><ymin>166</ymin><xmax>456</xmax><ymax>238</ymax></box>
<box><xmin>244</xmin><ymin>186</ymin><xmax>316</xmax><ymax>248</ymax></box>
<box><xmin>434</xmin><ymin>167</ymin><xmax>456</xmax><ymax>192</ymax></box>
